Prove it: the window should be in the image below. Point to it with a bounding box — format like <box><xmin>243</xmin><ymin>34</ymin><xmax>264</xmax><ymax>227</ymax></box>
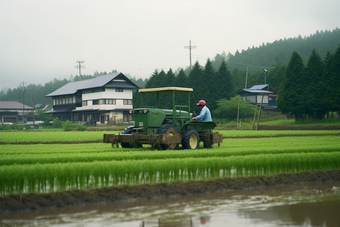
<box><xmin>116</xmin><ymin>88</ymin><xmax>123</xmax><ymax>92</ymax></box>
<box><xmin>82</xmin><ymin>101</ymin><xmax>88</xmax><ymax>106</ymax></box>
<box><xmin>93</xmin><ymin>99</ymin><xmax>116</xmax><ymax>105</ymax></box>
<box><xmin>123</xmin><ymin>99</ymin><xmax>132</xmax><ymax>105</ymax></box>
<box><xmin>123</xmin><ymin>113</ymin><xmax>134</xmax><ymax>122</ymax></box>
<box><xmin>107</xmin><ymin>99</ymin><xmax>116</xmax><ymax>104</ymax></box>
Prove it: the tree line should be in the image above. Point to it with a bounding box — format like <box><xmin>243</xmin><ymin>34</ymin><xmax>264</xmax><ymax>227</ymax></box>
<box><xmin>133</xmin><ymin>59</ymin><xmax>234</xmax><ymax>113</ymax></box>
<box><xmin>277</xmin><ymin>45</ymin><xmax>340</xmax><ymax>120</ymax></box>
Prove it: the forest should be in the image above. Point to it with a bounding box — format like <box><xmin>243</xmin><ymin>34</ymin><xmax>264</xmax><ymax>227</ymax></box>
<box><xmin>1</xmin><ymin>28</ymin><xmax>339</xmax><ymax>120</ymax></box>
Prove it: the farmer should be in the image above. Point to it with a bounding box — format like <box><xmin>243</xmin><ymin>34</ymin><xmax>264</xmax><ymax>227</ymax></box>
<box><xmin>192</xmin><ymin>100</ymin><xmax>212</xmax><ymax>122</ymax></box>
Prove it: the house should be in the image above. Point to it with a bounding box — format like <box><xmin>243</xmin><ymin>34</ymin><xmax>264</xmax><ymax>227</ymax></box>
<box><xmin>45</xmin><ymin>72</ymin><xmax>139</xmax><ymax>124</ymax></box>
<box><xmin>239</xmin><ymin>84</ymin><xmax>277</xmax><ymax>109</ymax></box>
<box><xmin>0</xmin><ymin>101</ymin><xmax>34</xmax><ymax>124</ymax></box>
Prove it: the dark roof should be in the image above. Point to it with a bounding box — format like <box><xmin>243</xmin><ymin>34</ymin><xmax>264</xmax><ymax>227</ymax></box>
<box><xmin>46</xmin><ymin>73</ymin><xmax>139</xmax><ymax>97</ymax></box>
<box><xmin>241</xmin><ymin>89</ymin><xmax>273</xmax><ymax>94</ymax></box>
<box><xmin>240</xmin><ymin>84</ymin><xmax>275</xmax><ymax>95</ymax></box>
<box><xmin>0</xmin><ymin>101</ymin><xmax>33</xmax><ymax>110</ymax></box>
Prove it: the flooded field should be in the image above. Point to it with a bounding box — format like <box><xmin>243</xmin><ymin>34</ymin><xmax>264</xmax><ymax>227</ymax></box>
<box><xmin>1</xmin><ymin>181</ymin><xmax>340</xmax><ymax>227</ymax></box>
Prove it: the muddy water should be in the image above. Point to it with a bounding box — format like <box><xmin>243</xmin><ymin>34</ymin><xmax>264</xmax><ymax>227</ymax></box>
<box><xmin>1</xmin><ymin>182</ymin><xmax>340</xmax><ymax>227</ymax></box>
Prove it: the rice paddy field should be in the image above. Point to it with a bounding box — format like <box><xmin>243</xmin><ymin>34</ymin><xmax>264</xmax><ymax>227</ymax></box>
<box><xmin>0</xmin><ymin>130</ymin><xmax>340</xmax><ymax>196</ymax></box>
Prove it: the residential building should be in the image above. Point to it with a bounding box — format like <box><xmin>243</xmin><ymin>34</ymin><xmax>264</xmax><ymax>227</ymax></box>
<box><xmin>0</xmin><ymin>101</ymin><xmax>33</xmax><ymax>124</ymax></box>
<box><xmin>239</xmin><ymin>84</ymin><xmax>277</xmax><ymax>109</ymax></box>
<box><xmin>45</xmin><ymin>73</ymin><xmax>139</xmax><ymax>124</ymax></box>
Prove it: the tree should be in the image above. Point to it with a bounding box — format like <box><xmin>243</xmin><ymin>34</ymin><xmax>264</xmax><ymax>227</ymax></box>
<box><xmin>305</xmin><ymin>48</ymin><xmax>325</xmax><ymax>119</ymax></box>
<box><xmin>52</xmin><ymin>117</ymin><xmax>62</xmax><ymax>128</ymax></box>
<box><xmin>175</xmin><ymin>69</ymin><xmax>188</xmax><ymax>87</ymax></box>
<box><xmin>333</xmin><ymin>45</ymin><xmax>340</xmax><ymax>114</ymax></box>
<box><xmin>322</xmin><ymin>51</ymin><xmax>336</xmax><ymax>116</ymax></box>
<box><xmin>213</xmin><ymin>96</ymin><xmax>255</xmax><ymax>121</ymax></box>
<box><xmin>35</xmin><ymin>109</ymin><xmax>52</xmax><ymax>124</ymax></box>
<box><xmin>202</xmin><ymin>59</ymin><xmax>215</xmax><ymax>110</ymax></box>
<box><xmin>175</xmin><ymin>69</ymin><xmax>188</xmax><ymax>105</ymax></box>
<box><xmin>188</xmin><ymin>62</ymin><xmax>203</xmax><ymax>109</ymax></box>
<box><xmin>216</xmin><ymin>59</ymin><xmax>234</xmax><ymax>100</ymax></box>
<box><xmin>277</xmin><ymin>50</ymin><xmax>305</xmax><ymax>120</ymax></box>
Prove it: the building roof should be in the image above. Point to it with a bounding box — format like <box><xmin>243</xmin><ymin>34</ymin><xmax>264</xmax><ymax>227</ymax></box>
<box><xmin>248</xmin><ymin>84</ymin><xmax>268</xmax><ymax>90</ymax></box>
<box><xmin>0</xmin><ymin>101</ymin><xmax>33</xmax><ymax>110</ymax></box>
<box><xmin>242</xmin><ymin>89</ymin><xmax>273</xmax><ymax>94</ymax></box>
<box><xmin>139</xmin><ymin>87</ymin><xmax>193</xmax><ymax>93</ymax></box>
<box><xmin>46</xmin><ymin>73</ymin><xmax>139</xmax><ymax>97</ymax></box>
<box><xmin>240</xmin><ymin>84</ymin><xmax>275</xmax><ymax>95</ymax></box>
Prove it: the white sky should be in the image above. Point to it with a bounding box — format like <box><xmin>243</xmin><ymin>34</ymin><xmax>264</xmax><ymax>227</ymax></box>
<box><xmin>1</xmin><ymin>0</ymin><xmax>339</xmax><ymax>90</ymax></box>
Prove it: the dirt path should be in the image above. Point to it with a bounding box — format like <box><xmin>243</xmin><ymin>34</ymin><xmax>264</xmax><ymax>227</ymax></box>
<box><xmin>1</xmin><ymin>169</ymin><xmax>340</xmax><ymax>214</ymax></box>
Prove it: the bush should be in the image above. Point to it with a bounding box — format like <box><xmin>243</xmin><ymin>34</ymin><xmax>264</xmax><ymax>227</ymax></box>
<box><xmin>214</xmin><ymin>96</ymin><xmax>256</xmax><ymax>121</ymax></box>
<box><xmin>62</xmin><ymin>120</ymin><xmax>72</xmax><ymax>131</ymax></box>
<box><xmin>76</xmin><ymin>124</ymin><xmax>87</xmax><ymax>131</ymax></box>
<box><xmin>53</xmin><ymin>117</ymin><xmax>62</xmax><ymax>128</ymax></box>
<box><xmin>61</xmin><ymin>120</ymin><xmax>88</xmax><ymax>131</ymax></box>
<box><xmin>0</xmin><ymin>123</ymin><xmax>25</xmax><ymax>131</ymax></box>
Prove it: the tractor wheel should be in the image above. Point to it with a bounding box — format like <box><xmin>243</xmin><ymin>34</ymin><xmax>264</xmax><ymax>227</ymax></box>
<box><xmin>121</xmin><ymin>126</ymin><xmax>142</xmax><ymax>148</ymax></box>
<box><xmin>182</xmin><ymin>129</ymin><xmax>199</xmax><ymax>149</ymax></box>
<box><xmin>156</xmin><ymin>124</ymin><xmax>179</xmax><ymax>150</ymax></box>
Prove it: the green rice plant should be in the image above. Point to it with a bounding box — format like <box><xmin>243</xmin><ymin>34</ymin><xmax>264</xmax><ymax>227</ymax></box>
<box><xmin>0</xmin><ymin>131</ymin><xmax>121</xmax><ymax>143</ymax></box>
<box><xmin>1</xmin><ymin>136</ymin><xmax>340</xmax><ymax>166</ymax></box>
<box><xmin>1</xmin><ymin>130</ymin><xmax>339</xmax><ymax>143</ymax></box>
<box><xmin>217</xmin><ymin>130</ymin><xmax>340</xmax><ymax>137</ymax></box>
<box><xmin>1</xmin><ymin>152</ymin><xmax>340</xmax><ymax>195</ymax></box>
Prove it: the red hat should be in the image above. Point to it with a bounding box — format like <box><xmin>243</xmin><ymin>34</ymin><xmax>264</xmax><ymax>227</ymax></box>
<box><xmin>196</xmin><ymin>100</ymin><xmax>206</xmax><ymax>106</ymax></box>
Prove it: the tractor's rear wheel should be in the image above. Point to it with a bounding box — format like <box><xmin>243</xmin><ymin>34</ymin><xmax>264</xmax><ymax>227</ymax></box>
<box><xmin>156</xmin><ymin>124</ymin><xmax>179</xmax><ymax>150</ymax></box>
<box><xmin>182</xmin><ymin>129</ymin><xmax>199</xmax><ymax>149</ymax></box>
<box><xmin>121</xmin><ymin>126</ymin><xmax>142</xmax><ymax>148</ymax></box>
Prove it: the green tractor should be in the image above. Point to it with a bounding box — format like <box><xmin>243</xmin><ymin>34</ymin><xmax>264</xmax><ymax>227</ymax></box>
<box><xmin>103</xmin><ymin>87</ymin><xmax>222</xmax><ymax>149</ymax></box>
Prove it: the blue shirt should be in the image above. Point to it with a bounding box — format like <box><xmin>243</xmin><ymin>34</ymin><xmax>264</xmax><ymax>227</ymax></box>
<box><xmin>195</xmin><ymin>105</ymin><xmax>212</xmax><ymax>122</ymax></box>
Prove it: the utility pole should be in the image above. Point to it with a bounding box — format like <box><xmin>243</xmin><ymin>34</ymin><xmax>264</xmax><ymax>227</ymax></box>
<box><xmin>74</xmin><ymin>61</ymin><xmax>85</xmax><ymax>81</ymax></box>
<box><xmin>184</xmin><ymin>40</ymin><xmax>196</xmax><ymax>70</ymax></box>
<box><xmin>19</xmin><ymin>82</ymin><xmax>26</xmax><ymax>126</ymax></box>
<box><xmin>245</xmin><ymin>67</ymin><xmax>248</xmax><ymax>89</ymax></box>
<box><xmin>263</xmin><ymin>69</ymin><xmax>267</xmax><ymax>84</ymax></box>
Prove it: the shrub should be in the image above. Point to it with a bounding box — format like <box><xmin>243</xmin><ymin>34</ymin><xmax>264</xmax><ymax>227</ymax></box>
<box><xmin>76</xmin><ymin>124</ymin><xmax>87</xmax><ymax>131</ymax></box>
<box><xmin>62</xmin><ymin>120</ymin><xmax>72</xmax><ymax>131</ymax></box>
<box><xmin>53</xmin><ymin>117</ymin><xmax>62</xmax><ymax>128</ymax></box>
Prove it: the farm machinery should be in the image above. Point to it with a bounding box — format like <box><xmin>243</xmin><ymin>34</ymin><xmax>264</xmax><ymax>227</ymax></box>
<box><xmin>103</xmin><ymin>87</ymin><xmax>223</xmax><ymax>149</ymax></box>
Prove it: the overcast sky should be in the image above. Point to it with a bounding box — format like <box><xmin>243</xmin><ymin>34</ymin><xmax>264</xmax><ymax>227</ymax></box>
<box><xmin>1</xmin><ymin>0</ymin><xmax>339</xmax><ymax>91</ymax></box>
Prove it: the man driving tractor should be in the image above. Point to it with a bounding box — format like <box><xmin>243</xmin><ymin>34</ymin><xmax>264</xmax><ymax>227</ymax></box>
<box><xmin>191</xmin><ymin>100</ymin><xmax>212</xmax><ymax>122</ymax></box>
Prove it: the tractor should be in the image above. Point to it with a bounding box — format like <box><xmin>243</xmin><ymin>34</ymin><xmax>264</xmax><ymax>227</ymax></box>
<box><xmin>103</xmin><ymin>87</ymin><xmax>222</xmax><ymax>149</ymax></box>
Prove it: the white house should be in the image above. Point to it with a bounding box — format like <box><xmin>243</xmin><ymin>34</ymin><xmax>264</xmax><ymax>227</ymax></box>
<box><xmin>46</xmin><ymin>73</ymin><xmax>139</xmax><ymax>124</ymax></box>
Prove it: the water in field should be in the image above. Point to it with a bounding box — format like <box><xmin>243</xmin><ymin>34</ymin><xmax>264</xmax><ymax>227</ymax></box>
<box><xmin>1</xmin><ymin>182</ymin><xmax>340</xmax><ymax>227</ymax></box>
